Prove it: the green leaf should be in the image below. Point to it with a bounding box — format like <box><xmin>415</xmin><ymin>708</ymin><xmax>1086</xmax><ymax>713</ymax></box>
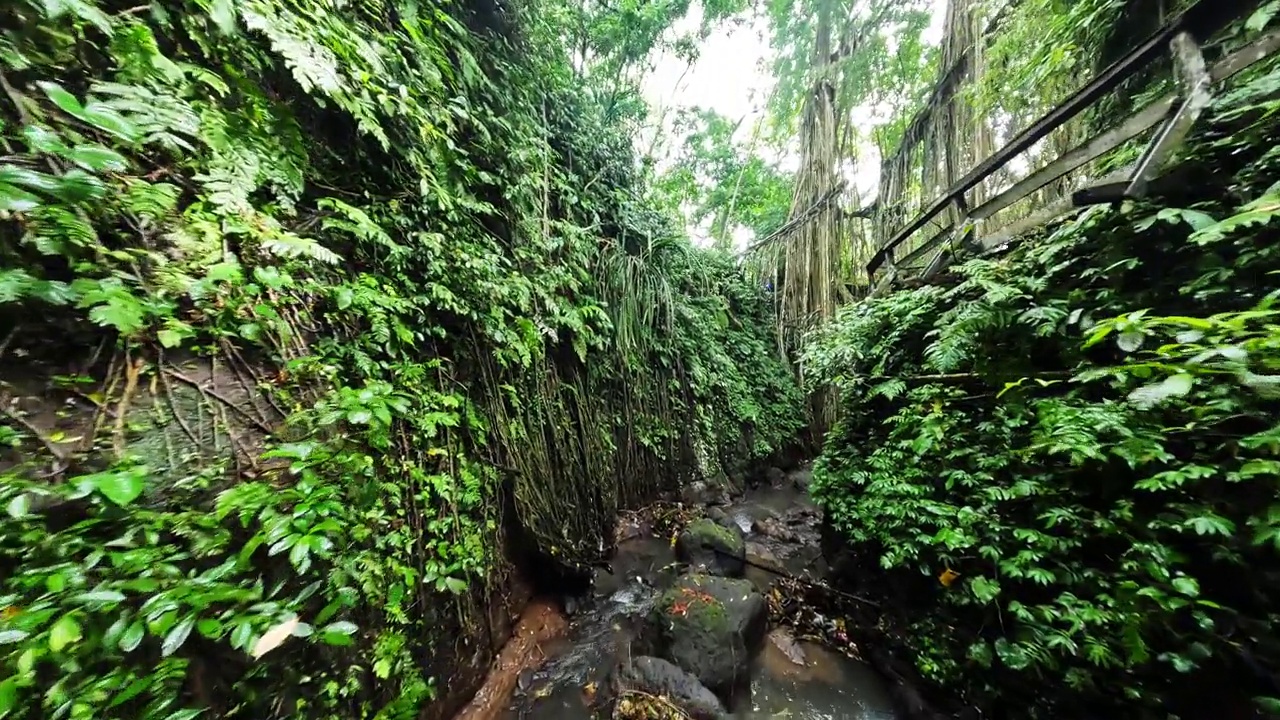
<box><xmin>49</xmin><ymin>615</ymin><xmax>82</xmax><ymax>652</ymax></box>
<box><xmin>1129</xmin><ymin>373</ymin><xmax>1195</xmax><ymax>409</ymax></box>
<box><xmin>0</xmin><ymin>165</ymin><xmax>63</xmax><ymax>194</ymax></box>
<box><xmin>0</xmin><ymin>183</ymin><xmax>41</xmax><ymax>212</ymax></box>
<box><xmin>318</xmin><ymin>631</ymin><xmax>355</xmax><ymax>647</ymax></box>
<box><xmin>0</xmin><ymin>629</ymin><xmax>30</xmax><ymax>644</ymax></box>
<box><xmin>1172</xmin><ymin>576</ymin><xmax>1200</xmax><ymax>597</ymax></box>
<box><xmin>110</xmin><ymin>676</ymin><xmax>152</xmax><ymax>708</ymax></box>
<box><xmin>23</xmin><ymin>125</ymin><xmax>68</xmax><ymax>154</ymax></box>
<box><xmin>66</xmin><ymin>144</ymin><xmax>129</xmax><ymax>173</ymax></box>
<box><xmin>0</xmin><ymin>677</ymin><xmax>16</xmax><ymax>716</ymax></box>
<box><xmin>230</xmin><ymin>621</ymin><xmax>252</xmax><ymax>650</ymax></box>
<box><xmin>6</xmin><ymin>494</ymin><xmax>29</xmax><ymax>518</ymax></box>
<box><xmin>197</xmin><ymin>618</ymin><xmax>222</xmax><ymax>638</ymax></box>
<box><xmin>92</xmin><ymin>470</ymin><xmax>145</xmax><ymax>506</ymax></box>
<box><xmin>80</xmin><ymin>106</ymin><xmax>141</xmax><ymax>143</ymax></box>
<box><xmin>208</xmin><ymin>0</ymin><xmax>238</xmax><ymax>33</ymax></box>
<box><xmin>37</xmin><ymin>81</ymin><xmax>85</xmax><ymax>117</ymax></box>
<box><xmin>72</xmin><ymin>590</ymin><xmax>126</xmax><ymax>604</ymax></box>
<box><xmin>321</xmin><ymin>621</ymin><xmax>357</xmax><ymax>636</ymax></box>
<box><xmin>335</xmin><ymin>287</ymin><xmax>354</xmax><ymax>310</ymax></box>
<box><xmin>119</xmin><ymin>620</ymin><xmax>145</xmax><ymax>652</ymax></box>
<box><xmin>162</xmin><ymin>615</ymin><xmax>195</xmax><ymax>657</ymax></box>
<box><xmin>347</xmin><ymin>409</ymin><xmax>372</xmax><ymax>424</ymax></box>
<box><xmin>158</xmin><ymin>329</ymin><xmax>184</xmax><ymax>348</ymax></box>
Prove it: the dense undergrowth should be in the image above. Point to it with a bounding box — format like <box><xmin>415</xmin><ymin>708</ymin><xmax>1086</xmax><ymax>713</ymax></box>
<box><xmin>804</xmin><ymin>55</ymin><xmax>1280</xmax><ymax>717</ymax></box>
<box><xmin>0</xmin><ymin>1</ymin><xmax>803</xmax><ymax>719</ymax></box>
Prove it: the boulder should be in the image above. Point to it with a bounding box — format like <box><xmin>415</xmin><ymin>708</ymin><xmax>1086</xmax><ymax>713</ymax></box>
<box><xmin>676</xmin><ymin>518</ymin><xmax>746</xmax><ymax>577</ymax></box>
<box><xmin>613</xmin><ymin>656</ymin><xmax>729</xmax><ymax>720</ymax></box>
<box><xmin>751</xmin><ymin>516</ymin><xmax>798</xmax><ymax>543</ymax></box>
<box><xmin>788</xmin><ymin>467</ymin><xmax>814</xmax><ymax>490</ymax></box>
<box><xmin>764</xmin><ymin>466</ymin><xmax>786</xmax><ymax>487</ymax></box>
<box><xmin>647</xmin><ymin>574</ymin><xmax>768</xmax><ymax>698</ymax></box>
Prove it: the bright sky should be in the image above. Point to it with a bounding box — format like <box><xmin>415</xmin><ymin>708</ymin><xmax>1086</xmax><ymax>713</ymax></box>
<box><xmin>639</xmin><ymin>1</ymin><xmax>949</xmax><ymax>248</ymax></box>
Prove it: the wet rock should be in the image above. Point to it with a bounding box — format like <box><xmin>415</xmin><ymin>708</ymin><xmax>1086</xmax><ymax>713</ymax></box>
<box><xmin>676</xmin><ymin>518</ymin><xmax>746</xmax><ymax>577</ymax></box>
<box><xmin>788</xmin><ymin>467</ymin><xmax>813</xmax><ymax>490</ymax></box>
<box><xmin>751</xmin><ymin>516</ymin><xmax>798</xmax><ymax>543</ymax></box>
<box><xmin>647</xmin><ymin>574</ymin><xmax>768</xmax><ymax>698</ymax></box>
<box><xmin>785</xmin><ymin>506</ymin><xmax>819</xmax><ymax>526</ymax></box>
<box><xmin>766</xmin><ymin>627</ymin><xmax>807</xmax><ymax>666</ymax></box>
<box><xmin>765</xmin><ymin>466</ymin><xmax>786</xmax><ymax>488</ymax></box>
<box><xmin>614</xmin><ymin>656</ymin><xmax>730</xmax><ymax>720</ymax></box>
<box><xmin>706</xmin><ymin>506</ymin><xmax>734</xmax><ymax>530</ymax></box>
<box><xmin>681</xmin><ymin>480</ymin><xmax>731</xmax><ymax>508</ymax></box>
<box><xmin>744</xmin><ymin>541</ymin><xmax>781</xmax><ymax>571</ymax></box>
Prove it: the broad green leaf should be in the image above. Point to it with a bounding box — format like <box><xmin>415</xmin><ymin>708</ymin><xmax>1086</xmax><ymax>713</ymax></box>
<box><xmin>162</xmin><ymin>616</ymin><xmax>194</xmax><ymax>657</ymax></box>
<box><xmin>1172</xmin><ymin>576</ymin><xmax>1200</xmax><ymax>597</ymax></box>
<box><xmin>119</xmin><ymin>620</ymin><xmax>145</xmax><ymax>652</ymax></box>
<box><xmin>109</xmin><ymin>677</ymin><xmax>151</xmax><ymax>708</ymax></box>
<box><xmin>318</xmin><ymin>631</ymin><xmax>355</xmax><ymax>647</ymax></box>
<box><xmin>0</xmin><ymin>629</ymin><xmax>29</xmax><ymax>644</ymax></box>
<box><xmin>79</xmin><ymin>106</ymin><xmax>141</xmax><ymax>143</ymax></box>
<box><xmin>0</xmin><ymin>183</ymin><xmax>41</xmax><ymax>212</ymax></box>
<box><xmin>22</xmin><ymin>125</ymin><xmax>67</xmax><ymax>154</ymax></box>
<box><xmin>335</xmin><ymin>287</ymin><xmax>354</xmax><ymax>310</ymax></box>
<box><xmin>66</xmin><ymin>145</ymin><xmax>129</xmax><ymax>173</ymax></box>
<box><xmin>230</xmin><ymin>621</ymin><xmax>252</xmax><ymax>650</ymax></box>
<box><xmin>6</xmin><ymin>495</ymin><xmax>28</xmax><ymax>518</ymax></box>
<box><xmin>0</xmin><ymin>677</ymin><xmax>16</xmax><ymax>715</ymax></box>
<box><xmin>208</xmin><ymin>0</ymin><xmax>239</xmax><ymax>34</ymax></box>
<box><xmin>321</xmin><ymin>620</ymin><xmax>357</xmax><ymax>636</ymax></box>
<box><xmin>0</xmin><ymin>165</ymin><xmax>62</xmax><ymax>194</ymax></box>
<box><xmin>92</xmin><ymin>470</ymin><xmax>145</xmax><ymax>506</ymax></box>
<box><xmin>72</xmin><ymin>590</ymin><xmax>126</xmax><ymax>604</ymax></box>
<box><xmin>49</xmin><ymin>615</ymin><xmax>82</xmax><ymax>652</ymax></box>
<box><xmin>37</xmin><ymin>81</ymin><xmax>85</xmax><ymax>117</ymax></box>
<box><xmin>157</xmin><ymin>329</ymin><xmax>184</xmax><ymax>348</ymax></box>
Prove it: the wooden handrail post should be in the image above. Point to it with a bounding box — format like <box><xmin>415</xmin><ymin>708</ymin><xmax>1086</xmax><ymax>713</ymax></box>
<box><xmin>1126</xmin><ymin>31</ymin><xmax>1212</xmax><ymax>197</ymax></box>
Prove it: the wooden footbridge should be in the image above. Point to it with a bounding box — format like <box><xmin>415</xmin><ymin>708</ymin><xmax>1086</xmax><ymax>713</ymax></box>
<box><xmin>867</xmin><ymin>0</ymin><xmax>1280</xmax><ymax>294</ymax></box>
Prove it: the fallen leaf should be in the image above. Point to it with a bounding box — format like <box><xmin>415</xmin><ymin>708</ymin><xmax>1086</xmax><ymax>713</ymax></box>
<box><xmin>939</xmin><ymin>568</ymin><xmax>960</xmax><ymax>588</ymax></box>
<box><xmin>251</xmin><ymin>616</ymin><xmax>300</xmax><ymax>659</ymax></box>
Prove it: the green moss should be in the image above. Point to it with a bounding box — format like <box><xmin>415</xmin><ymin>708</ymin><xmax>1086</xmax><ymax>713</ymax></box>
<box><xmin>660</xmin><ymin>576</ymin><xmax>731</xmax><ymax>633</ymax></box>
<box><xmin>687</xmin><ymin>518</ymin><xmax>740</xmax><ymax>549</ymax></box>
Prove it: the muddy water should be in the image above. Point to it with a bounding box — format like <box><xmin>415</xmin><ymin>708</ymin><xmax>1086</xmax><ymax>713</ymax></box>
<box><xmin>498</xmin><ymin>480</ymin><xmax>899</xmax><ymax>720</ymax></box>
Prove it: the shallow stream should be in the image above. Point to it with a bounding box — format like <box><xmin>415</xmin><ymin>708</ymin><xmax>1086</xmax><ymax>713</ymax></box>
<box><xmin>502</xmin><ymin>480</ymin><xmax>899</xmax><ymax>720</ymax></box>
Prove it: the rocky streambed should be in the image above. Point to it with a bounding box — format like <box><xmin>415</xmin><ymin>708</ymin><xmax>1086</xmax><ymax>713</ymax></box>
<box><xmin>456</xmin><ymin>469</ymin><xmax>899</xmax><ymax>720</ymax></box>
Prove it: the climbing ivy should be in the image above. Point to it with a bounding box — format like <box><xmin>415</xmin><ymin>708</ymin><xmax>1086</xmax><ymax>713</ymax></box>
<box><xmin>0</xmin><ymin>1</ymin><xmax>802</xmax><ymax>719</ymax></box>
<box><xmin>804</xmin><ymin>57</ymin><xmax>1280</xmax><ymax>717</ymax></box>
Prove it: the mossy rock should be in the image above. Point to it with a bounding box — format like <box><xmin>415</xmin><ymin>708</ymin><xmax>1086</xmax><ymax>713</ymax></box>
<box><xmin>646</xmin><ymin>573</ymin><xmax>767</xmax><ymax>700</ymax></box>
<box><xmin>613</xmin><ymin>656</ymin><xmax>729</xmax><ymax>720</ymax></box>
<box><xmin>676</xmin><ymin>518</ymin><xmax>746</xmax><ymax>577</ymax></box>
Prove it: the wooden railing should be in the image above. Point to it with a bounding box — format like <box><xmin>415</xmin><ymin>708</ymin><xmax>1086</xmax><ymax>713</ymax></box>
<box><xmin>867</xmin><ymin>0</ymin><xmax>1279</xmax><ymax>290</ymax></box>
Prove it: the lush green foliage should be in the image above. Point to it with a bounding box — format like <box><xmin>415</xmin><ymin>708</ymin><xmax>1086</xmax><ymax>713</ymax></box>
<box><xmin>653</xmin><ymin>108</ymin><xmax>794</xmax><ymax>247</ymax></box>
<box><xmin>803</xmin><ymin>59</ymin><xmax>1280</xmax><ymax>716</ymax></box>
<box><xmin>0</xmin><ymin>1</ymin><xmax>803</xmax><ymax>719</ymax></box>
